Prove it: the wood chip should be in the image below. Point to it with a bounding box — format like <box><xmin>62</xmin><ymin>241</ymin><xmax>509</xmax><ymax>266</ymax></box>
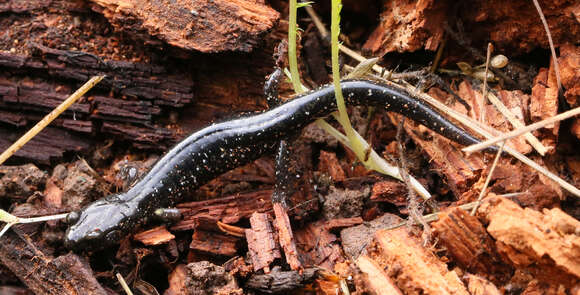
<box><xmin>318</xmin><ymin>150</ymin><xmax>346</xmax><ymax>182</ymax></box>
<box><xmin>273</xmin><ymin>203</ymin><xmax>302</xmax><ymax>270</ymax></box>
<box><xmin>478</xmin><ymin>195</ymin><xmax>580</xmax><ymax>286</ymax></box>
<box><xmin>133</xmin><ymin>225</ymin><xmax>176</xmax><ymax>246</ymax></box>
<box><xmin>190</xmin><ymin>230</ymin><xmax>239</xmax><ymax>257</ymax></box>
<box><xmin>365</xmin><ymin>227</ymin><xmax>469</xmax><ymax>294</ymax></box>
<box><xmin>432</xmin><ymin>207</ymin><xmax>512</xmax><ymax>283</ymax></box>
<box><xmin>465</xmin><ymin>274</ymin><xmax>501</xmax><ymax>295</ymax></box>
<box><xmin>355</xmin><ymin>255</ymin><xmax>403</xmax><ymax>295</ymax></box>
<box><xmin>246</xmin><ymin>212</ymin><xmax>281</xmax><ymax>272</ymax></box>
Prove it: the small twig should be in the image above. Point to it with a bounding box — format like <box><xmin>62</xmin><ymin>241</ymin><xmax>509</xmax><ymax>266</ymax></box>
<box><xmin>0</xmin><ymin>75</ymin><xmax>105</xmax><ymax>165</ymax></box>
<box><xmin>116</xmin><ymin>273</ymin><xmax>134</xmax><ymax>295</ymax></box>
<box><xmin>471</xmin><ymin>141</ymin><xmax>505</xmax><ymax>215</ymax></box>
<box><xmin>480</xmin><ymin>43</ymin><xmax>492</xmax><ymax>123</ymax></box>
<box><xmin>463</xmin><ymin>106</ymin><xmax>580</xmax><ymax>153</ymax></box>
<box><xmin>531</xmin><ymin>0</ymin><xmax>562</xmax><ymax>94</ymax></box>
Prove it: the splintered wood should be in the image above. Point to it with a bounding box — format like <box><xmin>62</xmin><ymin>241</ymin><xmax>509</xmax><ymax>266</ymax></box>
<box><xmin>245</xmin><ymin>212</ymin><xmax>281</xmax><ymax>273</ymax></box>
<box><xmin>364</xmin><ymin>0</ymin><xmax>579</xmax><ymax>55</ymax></box>
<box><xmin>355</xmin><ymin>255</ymin><xmax>403</xmax><ymax>295</ymax></box>
<box><xmin>89</xmin><ymin>0</ymin><xmax>279</xmax><ymax>52</ymax></box>
<box><xmin>133</xmin><ymin>225</ymin><xmax>175</xmax><ymax>246</ymax></box>
<box><xmin>364</xmin><ymin>227</ymin><xmax>470</xmax><ymax>295</ymax></box>
<box><xmin>477</xmin><ymin>195</ymin><xmax>580</xmax><ymax>286</ymax></box>
<box><xmin>273</xmin><ymin>203</ymin><xmax>302</xmax><ymax>270</ymax></box>
<box><xmin>432</xmin><ymin>207</ymin><xmax>512</xmax><ymax>283</ymax></box>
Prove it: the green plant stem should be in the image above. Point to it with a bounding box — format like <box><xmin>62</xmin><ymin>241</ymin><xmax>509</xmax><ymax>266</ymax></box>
<box><xmin>288</xmin><ymin>0</ymin><xmax>304</xmax><ymax>93</ymax></box>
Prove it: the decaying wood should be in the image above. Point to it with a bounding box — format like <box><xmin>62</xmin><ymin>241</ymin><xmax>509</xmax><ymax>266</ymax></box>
<box><xmin>557</xmin><ymin>44</ymin><xmax>580</xmax><ymax>141</ymax></box>
<box><xmin>246</xmin><ymin>212</ymin><xmax>281</xmax><ymax>273</ymax></box>
<box><xmin>340</xmin><ymin>213</ymin><xmax>404</xmax><ymax>259</ymax></box>
<box><xmin>166</xmin><ymin>262</ymin><xmax>242</xmax><ymax>295</ymax></box>
<box><xmin>370</xmin><ymin>180</ymin><xmax>407</xmax><ymax>206</ymax></box>
<box><xmin>318</xmin><ymin>150</ymin><xmax>346</xmax><ymax>182</ymax></box>
<box><xmin>465</xmin><ymin>274</ymin><xmax>502</xmax><ymax>295</ymax></box>
<box><xmin>432</xmin><ymin>207</ymin><xmax>512</xmax><ymax>283</ymax></box>
<box><xmin>0</xmin><ymin>228</ymin><xmax>107</xmax><ymax>295</ymax></box>
<box><xmin>273</xmin><ymin>203</ymin><xmax>302</xmax><ymax>270</ymax></box>
<box><xmin>0</xmin><ymin>163</ymin><xmax>47</xmax><ymax>200</ymax></box>
<box><xmin>90</xmin><ymin>0</ymin><xmax>280</xmax><ymax>53</ymax></box>
<box><xmin>364</xmin><ymin>0</ymin><xmax>580</xmax><ymax>56</ymax></box>
<box><xmin>0</xmin><ymin>126</ymin><xmax>91</xmax><ymax>164</ymax></box>
<box><xmin>293</xmin><ymin>219</ymin><xmax>347</xmax><ymax>271</ymax></box>
<box><xmin>133</xmin><ymin>225</ymin><xmax>175</xmax><ymax>246</ymax></box>
<box><xmin>245</xmin><ymin>267</ymin><xmax>318</xmax><ymax>293</ymax></box>
<box><xmin>190</xmin><ymin>229</ymin><xmax>239</xmax><ymax>257</ymax></box>
<box><xmin>477</xmin><ymin>195</ymin><xmax>580</xmax><ymax>286</ymax></box>
<box><xmin>365</xmin><ymin>227</ymin><xmax>470</xmax><ymax>295</ymax></box>
<box><xmin>530</xmin><ymin>60</ymin><xmax>559</xmax><ymax>151</ymax></box>
<box><xmin>355</xmin><ymin>255</ymin><xmax>403</xmax><ymax>295</ymax></box>
<box><xmin>171</xmin><ymin>189</ymin><xmax>273</xmax><ymax>231</ymax></box>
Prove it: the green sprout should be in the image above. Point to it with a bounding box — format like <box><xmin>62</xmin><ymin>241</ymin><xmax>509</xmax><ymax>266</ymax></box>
<box><xmin>286</xmin><ymin>0</ymin><xmax>431</xmax><ymax>199</ymax></box>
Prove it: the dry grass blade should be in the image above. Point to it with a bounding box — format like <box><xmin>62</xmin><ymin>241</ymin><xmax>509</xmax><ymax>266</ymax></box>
<box><xmin>116</xmin><ymin>273</ymin><xmax>134</xmax><ymax>295</ymax></box>
<box><xmin>463</xmin><ymin>106</ymin><xmax>580</xmax><ymax>153</ymax></box>
<box><xmin>0</xmin><ymin>75</ymin><xmax>105</xmax><ymax>165</ymax></box>
<box><xmin>471</xmin><ymin>141</ymin><xmax>505</xmax><ymax>215</ymax></box>
<box><xmin>531</xmin><ymin>0</ymin><xmax>562</xmax><ymax>93</ymax></box>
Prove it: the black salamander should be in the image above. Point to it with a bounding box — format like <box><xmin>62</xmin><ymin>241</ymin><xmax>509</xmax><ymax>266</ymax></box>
<box><xmin>64</xmin><ymin>80</ymin><xmax>493</xmax><ymax>250</ymax></box>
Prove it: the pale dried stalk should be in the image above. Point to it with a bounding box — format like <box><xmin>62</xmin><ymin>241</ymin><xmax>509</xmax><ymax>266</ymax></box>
<box><xmin>463</xmin><ymin>106</ymin><xmax>580</xmax><ymax>153</ymax></box>
<box><xmin>0</xmin><ymin>76</ymin><xmax>105</xmax><ymax>165</ymax></box>
<box><xmin>484</xmin><ymin>90</ymin><xmax>548</xmax><ymax>155</ymax></box>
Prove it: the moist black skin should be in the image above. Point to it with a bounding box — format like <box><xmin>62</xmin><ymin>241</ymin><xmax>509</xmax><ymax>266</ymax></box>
<box><xmin>64</xmin><ymin>80</ymin><xmax>494</xmax><ymax>251</ymax></box>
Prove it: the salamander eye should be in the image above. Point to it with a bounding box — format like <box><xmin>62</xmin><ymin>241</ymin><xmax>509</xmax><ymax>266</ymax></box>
<box><xmin>66</xmin><ymin>211</ymin><xmax>80</xmax><ymax>224</ymax></box>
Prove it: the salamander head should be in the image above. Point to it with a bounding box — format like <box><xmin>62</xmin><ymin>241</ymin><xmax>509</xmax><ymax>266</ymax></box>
<box><xmin>64</xmin><ymin>195</ymin><xmax>136</xmax><ymax>251</ymax></box>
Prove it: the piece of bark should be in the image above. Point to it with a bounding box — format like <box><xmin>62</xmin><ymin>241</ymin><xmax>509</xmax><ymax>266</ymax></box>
<box><xmin>363</xmin><ymin>0</ymin><xmax>446</xmax><ymax>54</ymax></box>
<box><xmin>245</xmin><ymin>268</ymin><xmax>318</xmax><ymax>294</ymax></box>
<box><xmin>89</xmin><ymin>0</ymin><xmax>279</xmax><ymax>53</ymax></box>
<box><xmin>325</xmin><ymin>217</ymin><xmax>363</xmax><ymax>230</ymax></box>
<box><xmin>293</xmin><ymin>219</ymin><xmax>346</xmax><ymax>271</ymax></box>
<box><xmin>530</xmin><ymin>60</ymin><xmax>559</xmax><ymax>151</ymax></box>
<box><xmin>364</xmin><ymin>0</ymin><xmax>580</xmax><ymax>55</ymax></box>
<box><xmin>171</xmin><ymin>189</ymin><xmax>273</xmax><ymax>231</ymax></box>
<box><xmin>0</xmin><ymin>126</ymin><xmax>90</xmax><ymax>164</ymax></box>
<box><xmin>355</xmin><ymin>255</ymin><xmax>403</xmax><ymax>295</ymax></box>
<box><xmin>322</xmin><ymin>186</ymin><xmax>368</xmax><ymax>220</ymax></box>
<box><xmin>246</xmin><ymin>212</ymin><xmax>281</xmax><ymax>272</ymax></box>
<box><xmin>365</xmin><ymin>227</ymin><xmax>470</xmax><ymax>295</ymax></box>
<box><xmin>318</xmin><ymin>150</ymin><xmax>346</xmax><ymax>182</ymax></box>
<box><xmin>100</xmin><ymin>122</ymin><xmax>174</xmax><ymax>149</ymax></box>
<box><xmin>166</xmin><ymin>262</ymin><xmax>242</xmax><ymax>295</ymax></box>
<box><xmin>465</xmin><ymin>274</ymin><xmax>502</xmax><ymax>295</ymax></box>
<box><xmin>340</xmin><ymin>213</ymin><xmax>404</xmax><ymax>259</ymax></box>
<box><xmin>25</xmin><ymin>44</ymin><xmax>193</xmax><ymax>107</ymax></box>
<box><xmin>432</xmin><ymin>207</ymin><xmax>512</xmax><ymax>283</ymax></box>
<box><xmin>189</xmin><ymin>229</ymin><xmax>239</xmax><ymax>257</ymax></box>
<box><xmin>0</xmin><ymin>164</ymin><xmax>47</xmax><ymax>200</ymax></box>
<box><xmin>273</xmin><ymin>203</ymin><xmax>302</xmax><ymax>270</ymax></box>
<box><xmin>133</xmin><ymin>225</ymin><xmax>176</xmax><ymax>246</ymax></box>
<box><xmin>521</xmin><ymin>279</ymin><xmax>569</xmax><ymax>295</ymax></box>
<box><xmin>559</xmin><ymin>43</ymin><xmax>580</xmax><ymax>108</ymax></box>
<box><xmin>478</xmin><ymin>195</ymin><xmax>580</xmax><ymax>286</ymax></box>
<box><xmin>403</xmin><ymin>125</ymin><xmax>486</xmax><ymax>195</ymax></box>
<box><xmin>370</xmin><ymin>180</ymin><xmax>407</xmax><ymax>205</ymax></box>
<box><xmin>0</xmin><ymin>228</ymin><xmax>107</xmax><ymax>295</ymax></box>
